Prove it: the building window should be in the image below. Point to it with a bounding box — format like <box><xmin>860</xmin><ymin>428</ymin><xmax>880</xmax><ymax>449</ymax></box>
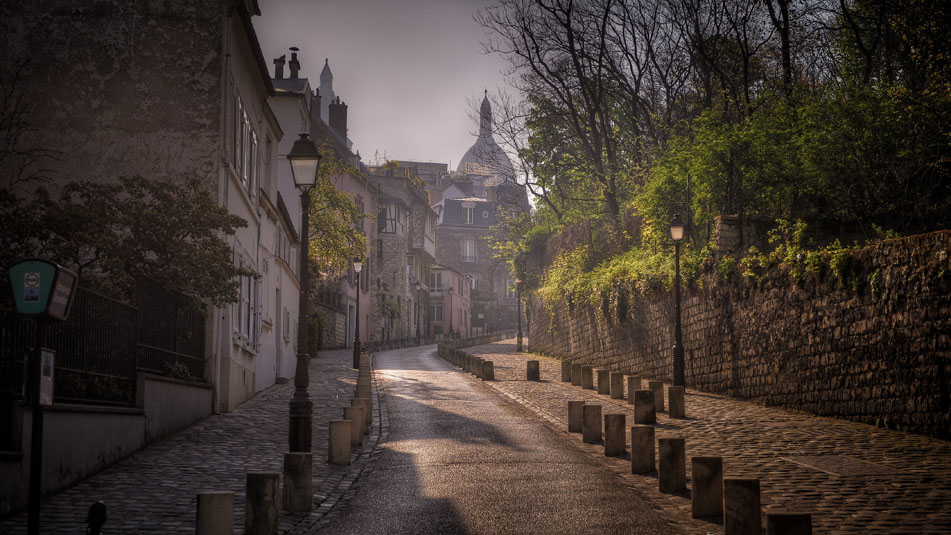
<box><xmin>235</xmin><ymin>259</ymin><xmax>260</xmax><ymax>348</ymax></box>
<box><xmin>459</xmin><ymin>278</ymin><xmax>464</xmax><ymax>295</ymax></box>
<box><xmin>430</xmin><ymin>272</ymin><xmax>442</xmax><ymax>292</ymax></box>
<box><xmin>461</xmin><ymin>240</ymin><xmax>477</xmax><ymax>262</ymax></box>
<box><xmin>470</xmin><ymin>276</ymin><xmax>478</xmax><ymax>290</ymax></box>
<box><xmin>463</xmin><ymin>206</ymin><xmax>474</xmax><ymax>224</ymax></box>
<box><xmin>379</xmin><ymin>203</ymin><xmax>397</xmax><ymax>233</ymax></box>
<box><xmin>507</xmin><ymin>279</ymin><xmax>517</xmax><ymax>299</ymax></box>
<box><xmin>430</xmin><ymin>305</ymin><xmax>444</xmax><ymax>322</ymax></box>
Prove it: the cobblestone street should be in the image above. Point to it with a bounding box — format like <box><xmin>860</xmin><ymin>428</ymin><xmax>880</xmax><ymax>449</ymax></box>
<box><xmin>0</xmin><ymin>348</ymin><xmax>381</xmax><ymax>534</ymax></box>
<box><xmin>463</xmin><ymin>339</ymin><xmax>951</xmax><ymax>534</ymax></box>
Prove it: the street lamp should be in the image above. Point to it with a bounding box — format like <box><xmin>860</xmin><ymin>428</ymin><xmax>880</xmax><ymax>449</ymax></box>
<box><xmin>670</xmin><ymin>214</ymin><xmax>685</xmax><ymax>387</ymax></box>
<box><xmin>415</xmin><ymin>281</ymin><xmax>422</xmax><ymax>346</ymax></box>
<box><xmin>515</xmin><ymin>278</ymin><xmax>523</xmax><ymax>352</ymax></box>
<box><xmin>287</xmin><ymin>133</ymin><xmax>322</xmax><ymax>453</ymax></box>
<box><xmin>352</xmin><ymin>258</ymin><xmax>362</xmax><ymax>369</ymax></box>
<box><xmin>447</xmin><ymin>285</ymin><xmax>454</xmax><ymax>338</ymax></box>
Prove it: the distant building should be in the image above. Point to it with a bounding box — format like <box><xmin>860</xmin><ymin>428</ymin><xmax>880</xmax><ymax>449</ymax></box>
<box><xmin>429</xmin><ymin>264</ymin><xmax>472</xmax><ymax>338</ymax></box>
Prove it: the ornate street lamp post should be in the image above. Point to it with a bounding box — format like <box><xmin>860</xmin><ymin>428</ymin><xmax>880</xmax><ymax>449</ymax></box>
<box><xmin>447</xmin><ymin>285</ymin><xmax>454</xmax><ymax>338</ymax></box>
<box><xmin>352</xmin><ymin>258</ymin><xmax>362</xmax><ymax>369</ymax></box>
<box><xmin>287</xmin><ymin>133</ymin><xmax>322</xmax><ymax>453</ymax></box>
<box><xmin>515</xmin><ymin>278</ymin><xmax>523</xmax><ymax>352</ymax></box>
<box><xmin>415</xmin><ymin>281</ymin><xmax>422</xmax><ymax>345</ymax></box>
<box><xmin>670</xmin><ymin>214</ymin><xmax>685</xmax><ymax>387</ymax></box>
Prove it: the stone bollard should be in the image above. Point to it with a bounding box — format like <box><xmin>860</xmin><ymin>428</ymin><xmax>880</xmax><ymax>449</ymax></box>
<box><xmin>567</xmin><ymin>401</ymin><xmax>585</xmax><ymax>433</ymax></box>
<box><xmin>582</xmin><ymin>366</ymin><xmax>594</xmax><ymax>390</ymax></box>
<box><xmin>245</xmin><ymin>472</ymin><xmax>280</xmax><ymax>535</ymax></box>
<box><xmin>481</xmin><ymin>360</ymin><xmax>495</xmax><ymax>380</ymax></box>
<box><xmin>649</xmin><ymin>381</ymin><xmax>665</xmax><ymax>412</ymax></box>
<box><xmin>724</xmin><ymin>478</ymin><xmax>761</xmax><ymax>535</ymax></box>
<box><xmin>561</xmin><ymin>361</ymin><xmax>572</xmax><ymax>382</ymax></box>
<box><xmin>196</xmin><ymin>491</ymin><xmax>234</xmax><ymax>535</ymax></box>
<box><xmin>582</xmin><ymin>405</ymin><xmax>602</xmax><ymax>444</ymax></box>
<box><xmin>328</xmin><ymin>421</ymin><xmax>352</xmax><ymax>465</ymax></box>
<box><xmin>633</xmin><ymin>390</ymin><xmax>656</xmax><ymax>424</ymax></box>
<box><xmin>282</xmin><ymin>453</ymin><xmax>313</xmax><ymax>513</ymax></box>
<box><xmin>356</xmin><ymin>386</ymin><xmax>371</xmax><ymax>400</ymax></box>
<box><xmin>765</xmin><ymin>509</ymin><xmax>812</xmax><ymax>535</ymax></box>
<box><xmin>626</xmin><ymin>376</ymin><xmax>641</xmax><ymax>404</ymax></box>
<box><xmin>475</xmin><ymin>358</ymin><xmax>485</xmax><ymax>379</ymax></box>
<box><xmin>610</xmin><ymin>372</ymin><xmax>625</xmax><ymax>400</ymax></box>
<box><xmin>353</xmin><ymin>397</ymin><xmax>371</xmax><ymax>434</ymax></box>
<box><xmin>668</xmin><ymin>386</ymin><xmax>685</xmax><ymax>418</ymax></box>
<box><xmin>630</xmin><ymin>425</ymin><xmax>655</xmax><ymax>473</ymax></box>
<box><xmin>691</xmin><ymin>456</ymin><xmax>723</xmax><ymax>518</ymax></box>
<box><xmin>604</xmin><ymin>414</ymin><xmax>626</xmax><ymax>457</ymax></box>
<box><xmin>658</xmin><ymin>437</ymin><xmax>686</xmax><ymax>493</ymax></box>
<box><xmin>571</xmin><ymin>363</ymin><xmax>583</xmax><ymax>386</ymax></box>
<box><xmin>343</xmin><ymin>407</ymin><xmax>364</xmax><ymax>448</ymax></box>
<box><xmin>527</xmin><ymin>360</ymin><xmax>540</xmax><ymax>381</ymax></box>
<box><xmin>597</xmin><ymin>370</ymin><xmax>610</xmax><ymax>395</ymax></box>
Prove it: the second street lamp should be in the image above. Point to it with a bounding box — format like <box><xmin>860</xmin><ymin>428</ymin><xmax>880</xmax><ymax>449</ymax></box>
<box><xmin>447</xmin><ymin>285</ymin><xmax>454</xmax><ymax>338</ymax></box>
<box><xmin>287</xmin><ymin>133</ymin><xmax>322</xmax><ymax>453</ymax></box>
<box><xmin>352</xmin><ymin>258</ymin><xmax>362</xmax><ymax>369</ymax></box>
<box><xmin>415</xmin><ymin>280</ymin><xmax>422</xmax><ymax>346</ymax></box>
<box><xmin>670</xmin><ymin>214</ymin><xmax>685</xmax><ymax>387</ymax></box>
<box><xmin>515</xmin><ymin>278</ymin><xmax>523</xmax><ymax>352</ymax></box>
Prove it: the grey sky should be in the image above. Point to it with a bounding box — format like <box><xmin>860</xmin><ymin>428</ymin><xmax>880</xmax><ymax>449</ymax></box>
<box><xmin>254</xmin><ymin>0</ymin><xmax>511</xmax><ymax>168</ymax></box>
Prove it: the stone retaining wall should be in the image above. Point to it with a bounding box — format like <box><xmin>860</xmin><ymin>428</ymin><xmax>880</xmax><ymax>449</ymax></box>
<box><xmin>528</xmin><ymin>231</ymin><xmax>951</xmax><ymax>439</ymax></box>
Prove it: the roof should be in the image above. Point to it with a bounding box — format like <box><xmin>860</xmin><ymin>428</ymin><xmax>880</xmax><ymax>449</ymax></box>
<box><xmin>272</xmin><ymin>77</ymin><xmax>310</xmax><ymax>95</ymax></box>
<box><xmin>456</xmin><ymin>93</ymin><xmax>515</xmax><ymax>184</ymax></box>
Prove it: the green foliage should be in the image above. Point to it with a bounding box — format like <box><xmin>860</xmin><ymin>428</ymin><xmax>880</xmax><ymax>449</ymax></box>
<box><xmin>309</xmin><ymin>139</ymin><xmax>369</xmax><ymax>274</ymax></box>
<box><xmin>307</xmin><ymin>308</ymin><xmax>325</xmax><ymax>355</ymax></box>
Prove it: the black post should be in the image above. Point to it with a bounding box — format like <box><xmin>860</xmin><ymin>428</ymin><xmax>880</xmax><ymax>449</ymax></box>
<box><xmin>673</xmin><ymin>241</ymin><xmax>685</xmax><ymax>387</ymax></box>
<box><xmin>352</xmin><ymin>277</ymin><xmax>361</xmax><ymax>369</ymax></box>
<box><xmin>448</xmin><ymin>290</ymin><xmax>453</xmax><ymax>337</ymax></box>
<box><xmin>289</xmin><ymin>190</ymin><xmax>313</xmax><ymax>452</ymax></box>
<box><xmin>516</xmin><ymin>284</ymin><xmax>523</xmax><ymax>352</ymax></box>
<box><xmin>28</xmin><ymin>318</ymin><xmax>48</xmax><ymax>535</ymax></box>
<box><xmin>415</xmin><ymin>287</ymin><xmax>421</xmax><ymax>346</ymax></box>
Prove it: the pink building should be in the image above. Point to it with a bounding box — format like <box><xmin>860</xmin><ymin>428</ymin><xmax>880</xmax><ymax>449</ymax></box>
<box><xmin>429</xmin><ymin>264</ymin><xmax>471</xmax><ymax>339</ymax></box>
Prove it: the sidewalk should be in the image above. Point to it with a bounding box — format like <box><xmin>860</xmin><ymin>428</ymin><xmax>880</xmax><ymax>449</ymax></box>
<box><xmin>464</xmin><ymin>339</ymin><xmax>951</xmax><ymax>534</ymax></box>
<box><xmin>0</xmin><ymin>348</ymin><xmax>383</xmax><ymax>534</ymax></box>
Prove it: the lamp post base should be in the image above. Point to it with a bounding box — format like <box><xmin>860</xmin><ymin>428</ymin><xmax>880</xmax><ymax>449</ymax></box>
<box><xmin>288</xmin><ymin>398</ymin><xmax>313</xmax><ymax>452</ymax></box>
<box><xmin>352</xmin><ymin>340</ymin><xmax>361</xmax><ymax>369</ymax></box>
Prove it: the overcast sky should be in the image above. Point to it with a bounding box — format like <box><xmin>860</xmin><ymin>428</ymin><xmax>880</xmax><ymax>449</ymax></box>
<box><xmin>254</xmin><ymin>0</ymin><xmax>511</xmax><ymax>168</ymax></box>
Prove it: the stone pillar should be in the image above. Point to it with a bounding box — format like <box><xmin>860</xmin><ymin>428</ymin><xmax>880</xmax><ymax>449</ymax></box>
<box><xmin>668</xmin><ymin>386</ymin><xmax>685</xmax><ymax>418</ymax></box>
<box><xmin>196</xmin><ymin>491</ymin><xmax>233</xmax><ymax>535</ymax></box>
<box><xmin>353</xmin><ymin>398</ymin><xmax>371</xmax><ymax>435</ymax></box>
<box><xmin>604</xmin><ymin>414</ymin><xmax>626</xmax><ymax>457</ymax></box>
<box><xmin>343</xmin><ymin>407</ymin><xmax>364</xmax><ymax>447</ymax></box>
<box><xmin>597</xmin><ymin>370</ymin><xmax>610</xmax><ymax>395</ymax></box>
<box><xmin>626</xmin><ymin>376</ymin><xmax>641</xmax><ymax>404</ymax></box>
<box><xmin>475</xmin><ymin>358</ymin><xmax>485</xmax><ymax>379</ymax></box>
<box><xmin>567</xmin><ymin>401</ymin><xmax>585</xmax><ymax>433</ymax></box>
<box><xmin>328</xmin><ymin>420</ymin><xmax>352</xmax><ymax>465</ymax></box>
<box><xmin>245</xmin><ymin>472</ymin><xmax>279</xmax><ymax>535</ymax></box>
<box><xmin>658</xmin><ymin>437</ymin><xmax>686</xmax><ymax>493</ymax></box>
<box><xmin>630</xmin><ymin>425</ymin><xmax>655</xmax><ymax>473</ymax></box>
<box><xmin>581</xmin><ymin>366</ymin><xmax>594</xmax><ymax>390</ymax></box>
<box><xmin>561</xmin><ymin>361</ymin><xmax>572</xmax><ymax>382</ymax></box>
<box><xmin>527</xmin><ymin>360</ymin><xmax>540</xmax><ymax>381</ymax></box>
<box><xmin>571</xmin><ymin>364</ymin><xmax>583</xmax><ymax>386</ymax></box>
<box><xmin>582</xmin><ymin>404</ymin><xmax>602</xmax><ymax>444</ymax></box>
<box><xmin>482</xmin><ymin>361</ymin><xmax>495</xmax><ymax>381</ymax></box>
<box><xmin>282</xmin><ymin>453</ymin><xmax>313</xmax><ymax>513</ymax></box>
<box><xmin>691</xmin><ymin>456</ymin><xmax>723</xmax><ymax>518</ymax></box>
<box><xmin>610</xmin><ymin>372</ymin><xmax>624</xmax><ymax>400</ymax></box>
<box><xmin>724</xmin><ymin>478</ymin><xmax>761</xmax><ymax>535</ymax></box>
<box><xmin>633</xmin><ymin>390</ymin><xmax>656</xmax><ymax>424</ymax></box>
<box><xmin>649</xmin><ymin>381</ymin><xmax>665</xmax><ymax>412</ymax></box>
<box><xmin>766</xmin><ymin>510</ymin><xmax>812</xmax><ymax>535</ymax></box>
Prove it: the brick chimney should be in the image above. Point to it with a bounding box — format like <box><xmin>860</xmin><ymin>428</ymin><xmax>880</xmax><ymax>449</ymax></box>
<box><xmin>329</xmin><ymin>96</ymin><xmax>348</xmax><ymax>139</ymax></box>
<box><xmin>312</xmin><ymin>89</ymin><xmax>321</xmax><ymax>124</ymax></box>
<box><xmin>273</xmin><ymin>54</ymin><xmax>285</xmax><ymax>79</ymax></box>
<box><xmin>289</xmin><ymin>47</ymin><xmax>300</xmax><ymax>79</ymax></box>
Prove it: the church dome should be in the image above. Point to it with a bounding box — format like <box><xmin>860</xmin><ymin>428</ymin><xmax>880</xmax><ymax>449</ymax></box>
<box><xmin>456</xmin><ymin>91</ymin><xmax>515</xmax><ymax>185</ymax></box>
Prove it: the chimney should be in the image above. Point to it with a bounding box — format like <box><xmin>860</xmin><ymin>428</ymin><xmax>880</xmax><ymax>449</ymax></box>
<box><xmin>289</xmin><ymin>46</ymin><xmax>300</xmax><ymax>79</ymax></box>
<box><xmin>273</xmin><ymin>54</ymin><xmax>285</xmax><ymax>79</ymax></box>
<box><xmin>329</xmin><ymin>96</ymin><xmax>348</xmax><ymax>139</ymax></box>
<box><xmin>312</xmin><ymin>89</ymin><xmax>321</xmax><ymax>123</ymax></box>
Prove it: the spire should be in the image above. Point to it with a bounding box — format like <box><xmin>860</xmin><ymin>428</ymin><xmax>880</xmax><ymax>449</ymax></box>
<box><xmin>479</xmin><ymin>91</ymin><xmax>492</xmax><ymax>137</ymax></box>
<box><xmin>320</xmin><ymin>58</ymin><xmax>333</xmax><ymax>80</ymax></box>
<box><xmin>319</xmin><ymin>58</ymin><xmax>336</xmax><ymax>124</ymax></box>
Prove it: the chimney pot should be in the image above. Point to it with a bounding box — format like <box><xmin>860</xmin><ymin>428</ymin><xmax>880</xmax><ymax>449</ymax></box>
<box><xmin>273</xmin><ymin>54</ymin><xmax>286</xmax><ymax>79</ymax></box>
<box><xmin>289</xmin><ymin>46</ymin><xmax>301</xmax><ymax>79</ymax></box>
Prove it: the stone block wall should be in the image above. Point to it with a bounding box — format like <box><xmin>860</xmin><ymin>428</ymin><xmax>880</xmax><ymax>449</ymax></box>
<box><xmin>528</xmin><ymin>231</ymin><xmax>951</xmax><ymax>439</ymax></box>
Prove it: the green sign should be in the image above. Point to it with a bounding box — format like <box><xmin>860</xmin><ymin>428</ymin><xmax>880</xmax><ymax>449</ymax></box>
<box><xmin>8</xmin><ymin>259</ymin><xmax>78</xmax><ymax>320</ymax></box>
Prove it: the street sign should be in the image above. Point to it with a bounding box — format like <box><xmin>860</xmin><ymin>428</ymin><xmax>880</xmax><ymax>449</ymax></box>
<box><xmin>8</xmin><ymin>259</ymin><xmax>78</xmax><ymax>320</ymax></box>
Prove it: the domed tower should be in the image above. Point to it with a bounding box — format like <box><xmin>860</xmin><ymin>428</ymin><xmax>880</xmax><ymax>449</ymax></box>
<box><xmin>456</xmin><ymin>90</ymin><xmax>515</xmax><ymax>186</ymax></box>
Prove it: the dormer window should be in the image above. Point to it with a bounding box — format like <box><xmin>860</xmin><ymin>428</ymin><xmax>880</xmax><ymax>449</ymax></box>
<box><xmin>463</xmin><ymin>206</ymin><xmax>474</xmax><ymax>225</ymax></box>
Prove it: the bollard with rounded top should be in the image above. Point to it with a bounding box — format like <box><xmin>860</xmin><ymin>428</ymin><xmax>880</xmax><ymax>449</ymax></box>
<box><xmin>527</xmin><ymin>360</ymin><xmax>540</xmax><ymax>381</ymax></box>
<box><xmin>630</xmin><ymin>425</ymin><xmax>655</xmax><ymax>473</ymax></box>
<box><xmin>604</xmin><ymin>414</ymin><xmax>626</xmax><ymax>456</ymax></box>
<box><xmin>196</xmin><ymin>491</ymin><xmax>233</xmax><ymax>535</ymax></box>
<box><xmin>649</xmin><ymin>381</ymin><xmax>665</xmax><ymax>412</ymax></box>
<box><xmin>668</xmin><ymin>386</ymin><xmax>685</xmax><ymax>418</ymax></box>
<box><xmin>626</xmin><ymin>376</ymin><xmax>641</xmax><ymax>404</ymax></box>
<box><xmin>245</xmin><ymin>472</ymin><xmax>280</xmax><ymax>535</ymax></box>
<box><xmin>282</xmin><ymin>453</ymin><xmax>312</xmax><ymax>513</ymax></box>
<box><xmin>658</xmin><ymin>437</ymin><xmax>686</xmax><ymax>492</ymax></box>
<box><xmin>610</xmin><ymin>372</ymin><xmax>624</xmax><ymax>399</ymax></box>
<box><xmin>567</xmin><ymin>401</ymin><xmax>585</xmax><ymax>433</ymax></box>
<box><xmin>582</xmin><ymin>404</ymin><xmax>602</xmax><ymax>444</ymax></box>
<box><xmin>481</xmin><ymin>360</ymin><xmax>495</xmax><ymax>380</ymax></box>
<box><xmin>597</xmin><ymin>370</ymin><xmax>610</xmax><ymax>395</ymax></box>
<box><xmin>691</xmin><ymin>456</ymin><xmax>723</xmax><ymax>518</ymax></box>
<box><xmin>581</xmin><ymin>366</ymin><xmax>594</xmax><ymax>389</ymax></box>
<box><xmin>343</xmin><ymin>407</ymin><xmax>364</xmax><ymax>447</ymax></box>
<box><xmin>571</xmin><ymin>363</ymin><xmax>583</xmax><ymax>386</ymax></box>
<box><xmin>724</xmin><ymin>478</ymin><xmax>761</xmax><ymax>535</ymax></box>
<box><xmin>328</xmin><ymin>421</ymin><xmax>352</xmax><ymax>465</ymax></box>
<box><xmin>633</xmin><ymin>390</ymin><xmax>656</xmax><ymax>424</ymax></box>
<box><xmin>766</xmin><ymin>509</ymin><xmax>812</xmax><ymax>535</ymax></box>
<box><xmin>561</xmin><ymin>361</ymin><xmax>572</xmax><ymax>382</ymax></box>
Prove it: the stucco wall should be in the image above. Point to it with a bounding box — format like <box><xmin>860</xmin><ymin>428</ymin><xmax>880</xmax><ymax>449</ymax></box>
<box><xmin>137</xmin><ymin>374</ymin><xmax>213</xmax><ymax>443</ymax></box>
<box><xmin>528</xmin><ymin>231</ymin><xmax>951</xmax><ymax>439</ymax></box>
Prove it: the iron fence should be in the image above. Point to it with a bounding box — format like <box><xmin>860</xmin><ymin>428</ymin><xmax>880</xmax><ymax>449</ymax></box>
<box><xmin>135</xmin><ymin>278</ymin><xmax>205</xmax><ymax>380</ymax></box>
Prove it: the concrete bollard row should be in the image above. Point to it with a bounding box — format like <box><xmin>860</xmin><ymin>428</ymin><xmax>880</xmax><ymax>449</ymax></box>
<box><xmin>561</xmin><ymin>361</ymin><xmax>572</xmax><ymax>382</ymax></box>
<box><xmin>567</xmin><ymin>400</ymin><xmax>585</xmax><ymax>433</ymax></box>
<box><xmin>582</xmin><ymin>366</ymin><xmax>594</xmax><ymax>390</ymax></box>
<box><xmin>527</xmin><ymin>360</ymin><xmax>540</xmax><ymax>381</ymax></box>
<box><xmin>282</xmin><ymin>452</ymin><xmax>312</xmax><ymax>513</ymax></box>
<box><xmin>668</xmin><ymin>386</ymin><xmax>685</xmax><ymax>418</ymax></box>
<box><xmin>344</xmin><ymin>407</ymin><xmax>364</xmax><ymax>448</ymax></box>
<box><xmin>582</xmin><ymin>404</ymin><xmax>602</xmax><ymax>444</ymax></box>
<box><xmin>633</xmin><ymin>390</ymin><xmax>656</xmax><ymax>424</ymax></box>
<box><xmin>571</xmin><ymin>363</ymin><xmax>583</xmax><ymax>386</ymax></box>
<box><xmin>328</xmin><ymin>421</ymin><xmax>352</xmax><ymax>465</ymax></box>
<box><xmin>626</xmin><ymin>375</ymin><xmax>641</xmax><ymax>404</ymax></box>
<box><xmin>724</xmin><ymin>478</ymin><xmax>761</xmax><ymax>535</ymax></box>
<box><xmin>630</xmin><ymin>425</ymin><xmax>655</xmax><ymax>473</ymax></box>
<box><xmin>604</xmin><ymin>414</ymin><xmax>626</xmax><ymax>457</ymax></box>
<box><xmin>245</xmin><ymin>472</ymin><xmax>280</xmax><ymax>535</ymax></box>
<box><xmin>691</xmin><ymin>456</ymin><xmax>722</xmax><ymax>518</ymax></box>
<box><xmin>658</xmin><ymin>437</ymin><xmax>686</xmax><ymax>493</ymax></box>
<box><xmin>649</xmin><ymin>380</ymin><xmax>665</xmax><ymax>412</ymax></box>
<box><xmin>597</xmin><ymin>369</ymin><xmax>610</xmax><ymax>395</ymax></box>
<box><xmin>482</xmin><ymin>360</ymin><xmax>495</xmax><ymax>380</ymax></box>
<box><xmin>610</xmin><ymin>372</ymin><xmax>625</xmax><ymax>400</ymax></box>
<box><xmin>196</xmin><ymin>491</ymin><xmax>234</xmax><ymax>535</ymax></box>
<box><xmin>766</xmin><ymin>509</ymin><xmax>812</xmax><ymax>535</ymax></box>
